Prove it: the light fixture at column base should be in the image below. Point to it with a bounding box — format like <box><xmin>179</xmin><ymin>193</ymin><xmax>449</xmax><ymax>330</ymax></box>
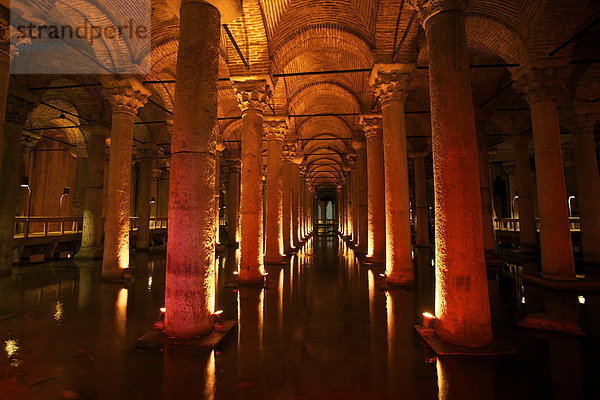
<box><xmin>136</xmin><ymin>320</ymin><xmax>237</xmax><ymax>350</ymax></box>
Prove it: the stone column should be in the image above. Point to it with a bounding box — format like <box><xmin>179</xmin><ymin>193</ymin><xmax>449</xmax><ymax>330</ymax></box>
<box><xmin>509</xmin><ymin>134</ymin><xmax>537</xmax><ymax>251</ymax></box>
<box><xmin>75</xmin><ymin>124</ymin><xmax>109</xmax><ymax>260</ymax></box>
<box><xmin>371</xmin><ymin>63</ymin><xmax>415</xmax><ymax>285</ymax></box>
<box><xmin>215</xmin><ymin>141</ymin><xmax>225</xmax><ymax>246</ymax></box>
<box><xmin>360</xmin><ymin>115</ymin><xmax>386</xmax><ymax>264</ymax></box>
<box><xmin>572</xmin><ymin>113</ymin><xmax>600</xmax><ymax>264</ymax></box>
<box><xmin>502</xmin><ymin>162</ymin><xmax>518</xmax><ymax>218</ymax></box>
<box><xmin>136</xmin><ymin>145</ymin><xmax>157</xmax><ymax>251</ymax></box>
<box><xmin>72</xmin><ymin>149</ymin><xmax>88</xmax><ymax>217</ymax></box>
<box><xmin>165</xmin><ymin>0</ymin><xmax>233</xmax><ymax>338</ymax></box>
<box><xmin>299</xmin><ymin>168</ymin><xmax>307</xmax><ymax>239</ymax></box>
<box><xmin>0</xmin><ymin>95</ymin><xmax>34</xmax><ymax>274</ymax></box>
<box><xmin>100</xmin><ymin>78</ymin><xmax>149</xmax><ymax>281</ymax></box>
<box><xmin>513</xmin><ymin>60</ymin><xmax>575</xmax><ymax>280</ymax></box>
<box><xmin>353</xmin><ymin>134</ymin><xmax>369</xmax><ymax>255</ymax></box>
<box><xmin>232</xmin><ymin>77</ymin><xmax>272</xmax><ymax>284</ymax></box>
<box><xmin>346</xmin><ymin>153</ymin><xmax>359</xmax><ymax>245</ymax></box>
<box><xmin>410</xmin><ymin>0</ymin><xmax>492</xmax><ymax>347</ymax></box>
<box><xmin>282</xmin><ymin>141</ymin><xmax>296</xmax><ymax>253</ymax></box>
<box><xmin>476</xmin><ymin>123</ymin><xmax>497</xmax><ymax>258</ymax></box>
<box><xmin>291</xmin><ymin>154</ymin><xmax>302</xmax><ymax>248</ymax></box>
<box><xmin>0</xmin><ymin>12</ymin><xmax>10</xmax><ymax>163</ymax></box>
<box><xmin>226</xmin><ymin>158</ymin><xmax>241</xmax><ymax>247</ymax></box>
<box><xmin>411</xmin><ymin>151</ymin><xmax>430</xmax><ymax>247</ymax></box>
<box><xmin>264</xmin><ymin>116</ymin><xmax>287</xmax><ymax>264</ymax></box>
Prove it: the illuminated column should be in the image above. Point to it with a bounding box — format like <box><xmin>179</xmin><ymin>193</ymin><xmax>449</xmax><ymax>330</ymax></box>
<box><xmin>0</xmin><ymin>95</ymin><xmax>34</xmax><ymax>274</ymax></box>
<box><xmin>513</xmin><ymin>60</ymin><xmax>575</xmax><ymax>280</ymax></box>
<box><xmin>215</xmin><ymin>142</ymin><xmax>225</xmax><ymax>246</ymax></box>
<box><xmin>76</xmin><ymin>124</ymin><xmax>109</xmax><ymax>260</ymax></box>
<box><xmin>100</xmin><ymin>78</ymin><xmax>150</xmax><ymax>281</ymax></box>
<box><xmin>411</xmin><ymin>151</ymin><xmax>429</xmax><ymax>247</ymax></box>
<box><xmin>299</xmin><ymin>168</ymin><xmax>308</xmax><ymax>238</ymax></box>
<box><xmin>264</xmin><ymin>116</ymin><xmax>287</xmax><ymax>263</ymax></box>
<box><xmin>282</xmin><ymin>141</ymin><xmax>296</xmax><ymax>253</ymax></box>
<box><xmin>291</xmin><ymin>153</ymin><xmax>302</xmax><ymax>247</ymax></box>
<box><xmin>353</xmin><ymin>134</ymin><xmax>369</xmax><ymax>255</ymax></box>
<box><xmin>233</xmin><ymin>77</ymin><xmax>272</xmax><ymax>283</ymax></box>
<box><xmin>371</xmin><ymin>64</ymin><xmax>415</xmax><ymax>285</ymax></box>
<box><xmin>476</xmin><ymin>123</ymin><xmax>497</xmax><ymax>257</ymax></box>
<box><xmin>570</xmin><ymin>112</ymin><xmax>600</xmax><ymax>264</ymax></box>
<box><xmin>347</xmin><ymin>153</ymin><xmax>359</xmax><ymax>245</ymax></box>
<box><xmin>509</xmin><ymin>134</ymin><xmax>537</xmax><ymax>251</ymax></box>
<box><xmin>360</xmin><ymin>115</ymin><xmax>386</xmax><ymax>264</ymax></box>
<box><xmin>72</xmin><ymin>150</ymin><xmax>88</xmax><ymax>217</ymax></box>
<box><xmin>410</xmin><ymin>0</ymin><xmax>492</xmax><ymax>346</ymax></box>
<box><xmin>136</xmin><ymin>145</ymin><xmax>157</xmax><ymax>251</ymax></box>
<box><xmin>226</xmin><ymin>158</ymin><xmax>241</xmax><ymax>247</ymax></box>
<box><xmin>164</xmin><ymin>0</ymin><xmax>230</xmax><ymax>338</ymax></box>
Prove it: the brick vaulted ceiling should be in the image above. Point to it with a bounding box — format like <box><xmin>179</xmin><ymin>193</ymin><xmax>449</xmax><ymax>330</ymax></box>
<box><xmin>18</xmin><ymin>0</ymin><xmax>600</xmax><ymax>190</ymax></box>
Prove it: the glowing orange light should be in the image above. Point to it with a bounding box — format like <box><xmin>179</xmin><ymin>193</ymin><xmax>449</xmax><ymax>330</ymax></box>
<box><xmin>213</xmin><ymin>310</ymin><xmax>224</xmax><ymax>316</ymax></box>
<box><xmin>160</xmin><ymin>307</ymin><xmax>166</xmax><ymax>313</ymax></box>
<box><xmin>423</xmin><ymin>312</ymin><xmax>436</xmax><ymax>319</ymax></box>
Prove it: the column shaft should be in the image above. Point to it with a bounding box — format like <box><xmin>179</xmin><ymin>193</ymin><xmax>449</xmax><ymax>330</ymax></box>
<box><xmin>226</xmin><ymin>161</ymin><xmax>241</xmax><ymax>246</ymax></box>
<box><xmin>421</xmin><ymin>2</ymin><xmax>492</xmax><ymax>347</ymax></box>
<box><xmin>291</xmin><ymin>163</ymin><xmax>301</xmax><ymax>247</ymax></box>
<box><xmin>362</xmin><ymin>116</ymin><xmax>386</xmax><ymax>264</ymax></box>
<box><xmin>413</xmin><ymin>154</ymin><xmax>429</xmax><ymax>247</ymax></box>
<box><xmin>513</xmin><ymin>138</ymin><xmax>537</xmax><ymax>249</ymax></box>
<box><xmin>356</xmin><ymin>140</ymin><xmax>369</xmax><ymax>255</ymax></box>
<box><xmin>164</xmin><ymin>0</ymin><xmax>219</xmax><ymax>338</ymax></box>
<box><xmin>136</xmin><ymin>150</ymin><xmax>155</xmax><ymax>250</ymax></box>
<box><xmin>264</xmin><ymin>119</ymin><xmax>286</xmax><ymax>263</ymax></box>
<box><xmin>76</xmin><ymin>128</ymin><xmax>107</xmax><ymax>259</ymax></box>
<box><xmin>282</xmin><ymin>160</ymin><xmax>293</xmax><ymax>253</ymax></box>
<box><xmin>573</xmin><ymin>116</ymin><xmax>600</xmax><ymax>264</ymax></box>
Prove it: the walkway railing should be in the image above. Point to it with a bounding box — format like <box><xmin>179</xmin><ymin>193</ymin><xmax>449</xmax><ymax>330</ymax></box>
<box><xmin>494</xmin><ymin>217</ymin><xmax>580</xmax><ymax>232</ymax></box>
<box><xmin>15</xmin><ymin>217</ymin><xmax>169</xmax><ymax>239</ymax></box>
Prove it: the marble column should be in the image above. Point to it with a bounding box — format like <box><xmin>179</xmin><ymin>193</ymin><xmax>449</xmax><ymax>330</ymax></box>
<box><xmin>476</xmin><ymin>123</ymin><xmax>497</xmax><ymax>257</ymax></box>
<box><xmin>232</xmin><ymin>77</ymin><xmax>272</xmax><ymax>284</ymax></box>
<box><xmin>75</xmin><ymin>124</ymin><xmax>109</xmax><ymax>260</ymax></box>
<box><xmin>136</xmin><ymin>145</ymin><xmax>157</xmax><ymax>251</ymax></box>
<box><xmin>347</xmin><ymin>153</ymin><xmax>359</xmax><ymax>245</ymax></box>
<box><xmin>165</xmin><ymin>0</ymin><xmax>231</xmax><ymax>338</ymax></box>
<box><xmin>226</xmin><ymin>158</ymin><xmax>241</xmax><ymax>247</ymax></box>
<box><xmin>411</xmin><ymin>151</ymin><xmax>429</xmax><ymax>247</ymax></box>
<box><xmin>513</xmin><ymin>60</ymin><xmax>575</xmax><ymax>280</ymax></box>
<box><xmin>264</xmin><ymin>116</ymin><xmax>287</xmax><ymax>264</ymax></box>
<box><xmin>0</xmin><ymin>13</ymin><xmax>10</xmax><ymax>165</ymax></box>
<box><xmin>291</xmin><ymin>154</ymin><xmax>302</xmax><ymax>248</ymax></box>
<box><xmin>502</xmin><ymin>162</ymin><xmax>518</xmax><ymax>218</ymax></box>
<box><xmin>571</xmin><ymin>113</ymin><xmax>600</xmax><ymax>264</ymax></box>
<box><xmin>353</xmin><ymin>134</ymin><xmax>369</xmax><ymax>255</ymax></box>
<box><xmin>360</xmin><ymin>115</ymin><xmax>386</xmax><ymax>264</ymax></box>
<box><xmin>100</xmin><ymin>78</ymin><xmax>149</xmax><ymax>281</ymax></box>
<box><xmin>0</xmin><ymin>95</ymin><xmax>34</xmax><ymax>274</ymax></box>
<box><xmin>509</xmin><ymin>134</ymin><xmax>537</xmax><ymax>251</ymax></box>
<box><xmin>411</xmin><ymin>0</ymin><xmax>492</xmax><ymax>347</ymax></box>
<box><xmin>72</xmin><ymin>150</ymin><xmax>88</xmax><ymax>217</ymax></box>
<box><xmin>215</xmin><ymin>141</ymin><xmax>225</xmax><ymax>246</ymax></box>
<box><xmin>282</xmin><ymin>142</ymin><xmax>296</xmax><ymax>253</ymax></box>
<box><xmin>371</xmin><ymin>63</ymin><xmax>415</xmax><ymax>285</ymax></box>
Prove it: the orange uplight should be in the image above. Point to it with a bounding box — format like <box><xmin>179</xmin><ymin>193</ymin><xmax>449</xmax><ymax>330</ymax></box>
<box><xmin>422</xmin><ymin>312</ymin><xmax>437</xmax><ymax>329</ymax></box>
<box><xmin>213</xmin><ymin>310</ymin><xmax>224</xmax><ymax>315</ymax></box>
<box><xmin>160</xmin><ymin>307</ymin><xmax>166</xmax><ymax>313</ymax></box>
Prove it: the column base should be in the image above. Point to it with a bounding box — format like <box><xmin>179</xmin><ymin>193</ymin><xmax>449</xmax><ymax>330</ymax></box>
<box><xmin>237</xmin><ymin>274</ymin><xmax>267</xmax><ymax>286</ymax></box>
<box><xmin>415</xmin><ymin>326</ymin><xmax>516</xmax><ymax>356</ymax></box>
<box><xmin>101</xmin><ymin>268</ymin><xmax>128</xmax><ymax>282</ymax></box>
<box><xmin>385</xmin><ymin>274</ymin><xmax>415</xmax><ymax>288</ymax></box>
<box><xmin>74</xmin><ymin>246</ymin><xmax>104</xmax><ymax>260</ymax></box>
<box><xmin>361</xmin><ymin>256</ymin><xmax>385</xmax><ymax>266</ymax></box>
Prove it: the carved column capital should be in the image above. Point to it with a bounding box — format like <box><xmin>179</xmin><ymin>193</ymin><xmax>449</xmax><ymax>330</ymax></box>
<box><xmin>573</xmin><ymin>114</ymin><xmax>599</xmax><ymax>135</ymax></box>
<box><xmin>512</xmin><ymin>59</ymin><xmax>568</xmax><ymax>105</ymax></box>
<box><xmin>370</xmin><ymin>63</ymin><xmax>416</xmax><ymax>104</ymax></box>
<box><xmin>346</xmin><ymin>153</ymin><xmax>358</xmax><ymax>169</ymax></box>
<box><xmin>21</xmin><ymin>132</ymin><xmax>41</xmax><ymax>152</ymax></box>
<box><xmin>360</xmin><ymin>114</ymin><xmax>383</xmax><ymax>140</ymax></box>
<box><xmin>100</xmin><ymin>77</ymin><xmax>151</xmax><ymax>116</ymax></box>
<box><xmin>263</xmin><ymin>116</ymin><xmax>288</xmax><ymax>141</ymax></box>
<box><xmin>231</xmin><ymin>76</ymin><xmax>273</xmax><ymax>114</ymax></box>
<box><xmin>407</xmin><ymin>0</ymin><xmax>466</xmax><ymax>25</ymax></box>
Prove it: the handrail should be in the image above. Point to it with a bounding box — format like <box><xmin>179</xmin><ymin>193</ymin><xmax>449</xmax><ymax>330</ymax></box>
<box><xmin>494</xmin><ymin>217</ymin><xmax>580</xmax><ymax>232</ymax></box>
<box><xmin>15</xmin><ymin>216</ymin><xmax>169</xmax><ymax>239</ymax></box>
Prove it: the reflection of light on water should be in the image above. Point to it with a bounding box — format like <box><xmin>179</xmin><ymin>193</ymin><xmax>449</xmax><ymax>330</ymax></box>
<box><xmin>204</xmin><ymin>351</ymin><xmax>216</xmax><ymax>399</ymax></box>
<box><xmin>5</xmin><ymin>339</ymin><xmax>18</xmax><ymax>357</ymax></box>
<box><xmin>54</xmin><ymin>301</ymin><xmax>64</xmax><ymax>321</ymax></box>
<box><xmin>578</xmin><ymin>296</ymin><xmax>586</xmax><ymax>304</ymax></box>
<box><xmin>116</xmin><ymin>288</ymin><xmax>128</xmax><ymax>335</ymax></box>
<box><xmin>147</xmin><ymin>276</ymin><xmax>153</xmax><ymax>291</ymax></box>
<box><xmin>5</xmin><ymin>339</ymin><xmax>22</xmax><ymax>367</ymax></box>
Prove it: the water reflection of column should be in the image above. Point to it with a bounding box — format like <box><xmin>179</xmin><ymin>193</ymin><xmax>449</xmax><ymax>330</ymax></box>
<box><xmin>436</xmin><ymin>357</ymin><xmax>493</xmax><ymax>400</ymax></box>
<box><xmin>264</xmin><ymin>266</ymin><xmax>284</xmax><ymax>343</ymax></box>
<box><xmin>163</xmin><ymin>345</ymin><xmax>215</xmax><ymax>400</ymax></box>
<box><xmin>237</xmin><ymin>287</ymin><xmax>264</xmax><ymax>399</ymax></box>
<box><xmin>76</xmin><ymin>262</ymin><xmax>98</xmax><ymax>311</ymax></box>
<box><xmin>367</xmin><ymin>269</ymin><xmax>387</xmax><ymax>391</ymax></box>
<box><xmin>386</xmin><ymin>289</ymin><xmax>417</xmax><ymax>398</ymax></box>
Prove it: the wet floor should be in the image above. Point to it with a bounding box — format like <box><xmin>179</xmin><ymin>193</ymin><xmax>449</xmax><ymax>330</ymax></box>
<box><xmin>0</xmin><ymin>235</ymin><xmax>598</xmax><ymax>399</ymax></box>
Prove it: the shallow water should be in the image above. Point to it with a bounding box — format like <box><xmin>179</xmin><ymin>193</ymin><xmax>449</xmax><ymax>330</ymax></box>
<box><xmin>0</xmin><ymin>235</ymin><xmax>597</xmax><ymax>399</ymax></box>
